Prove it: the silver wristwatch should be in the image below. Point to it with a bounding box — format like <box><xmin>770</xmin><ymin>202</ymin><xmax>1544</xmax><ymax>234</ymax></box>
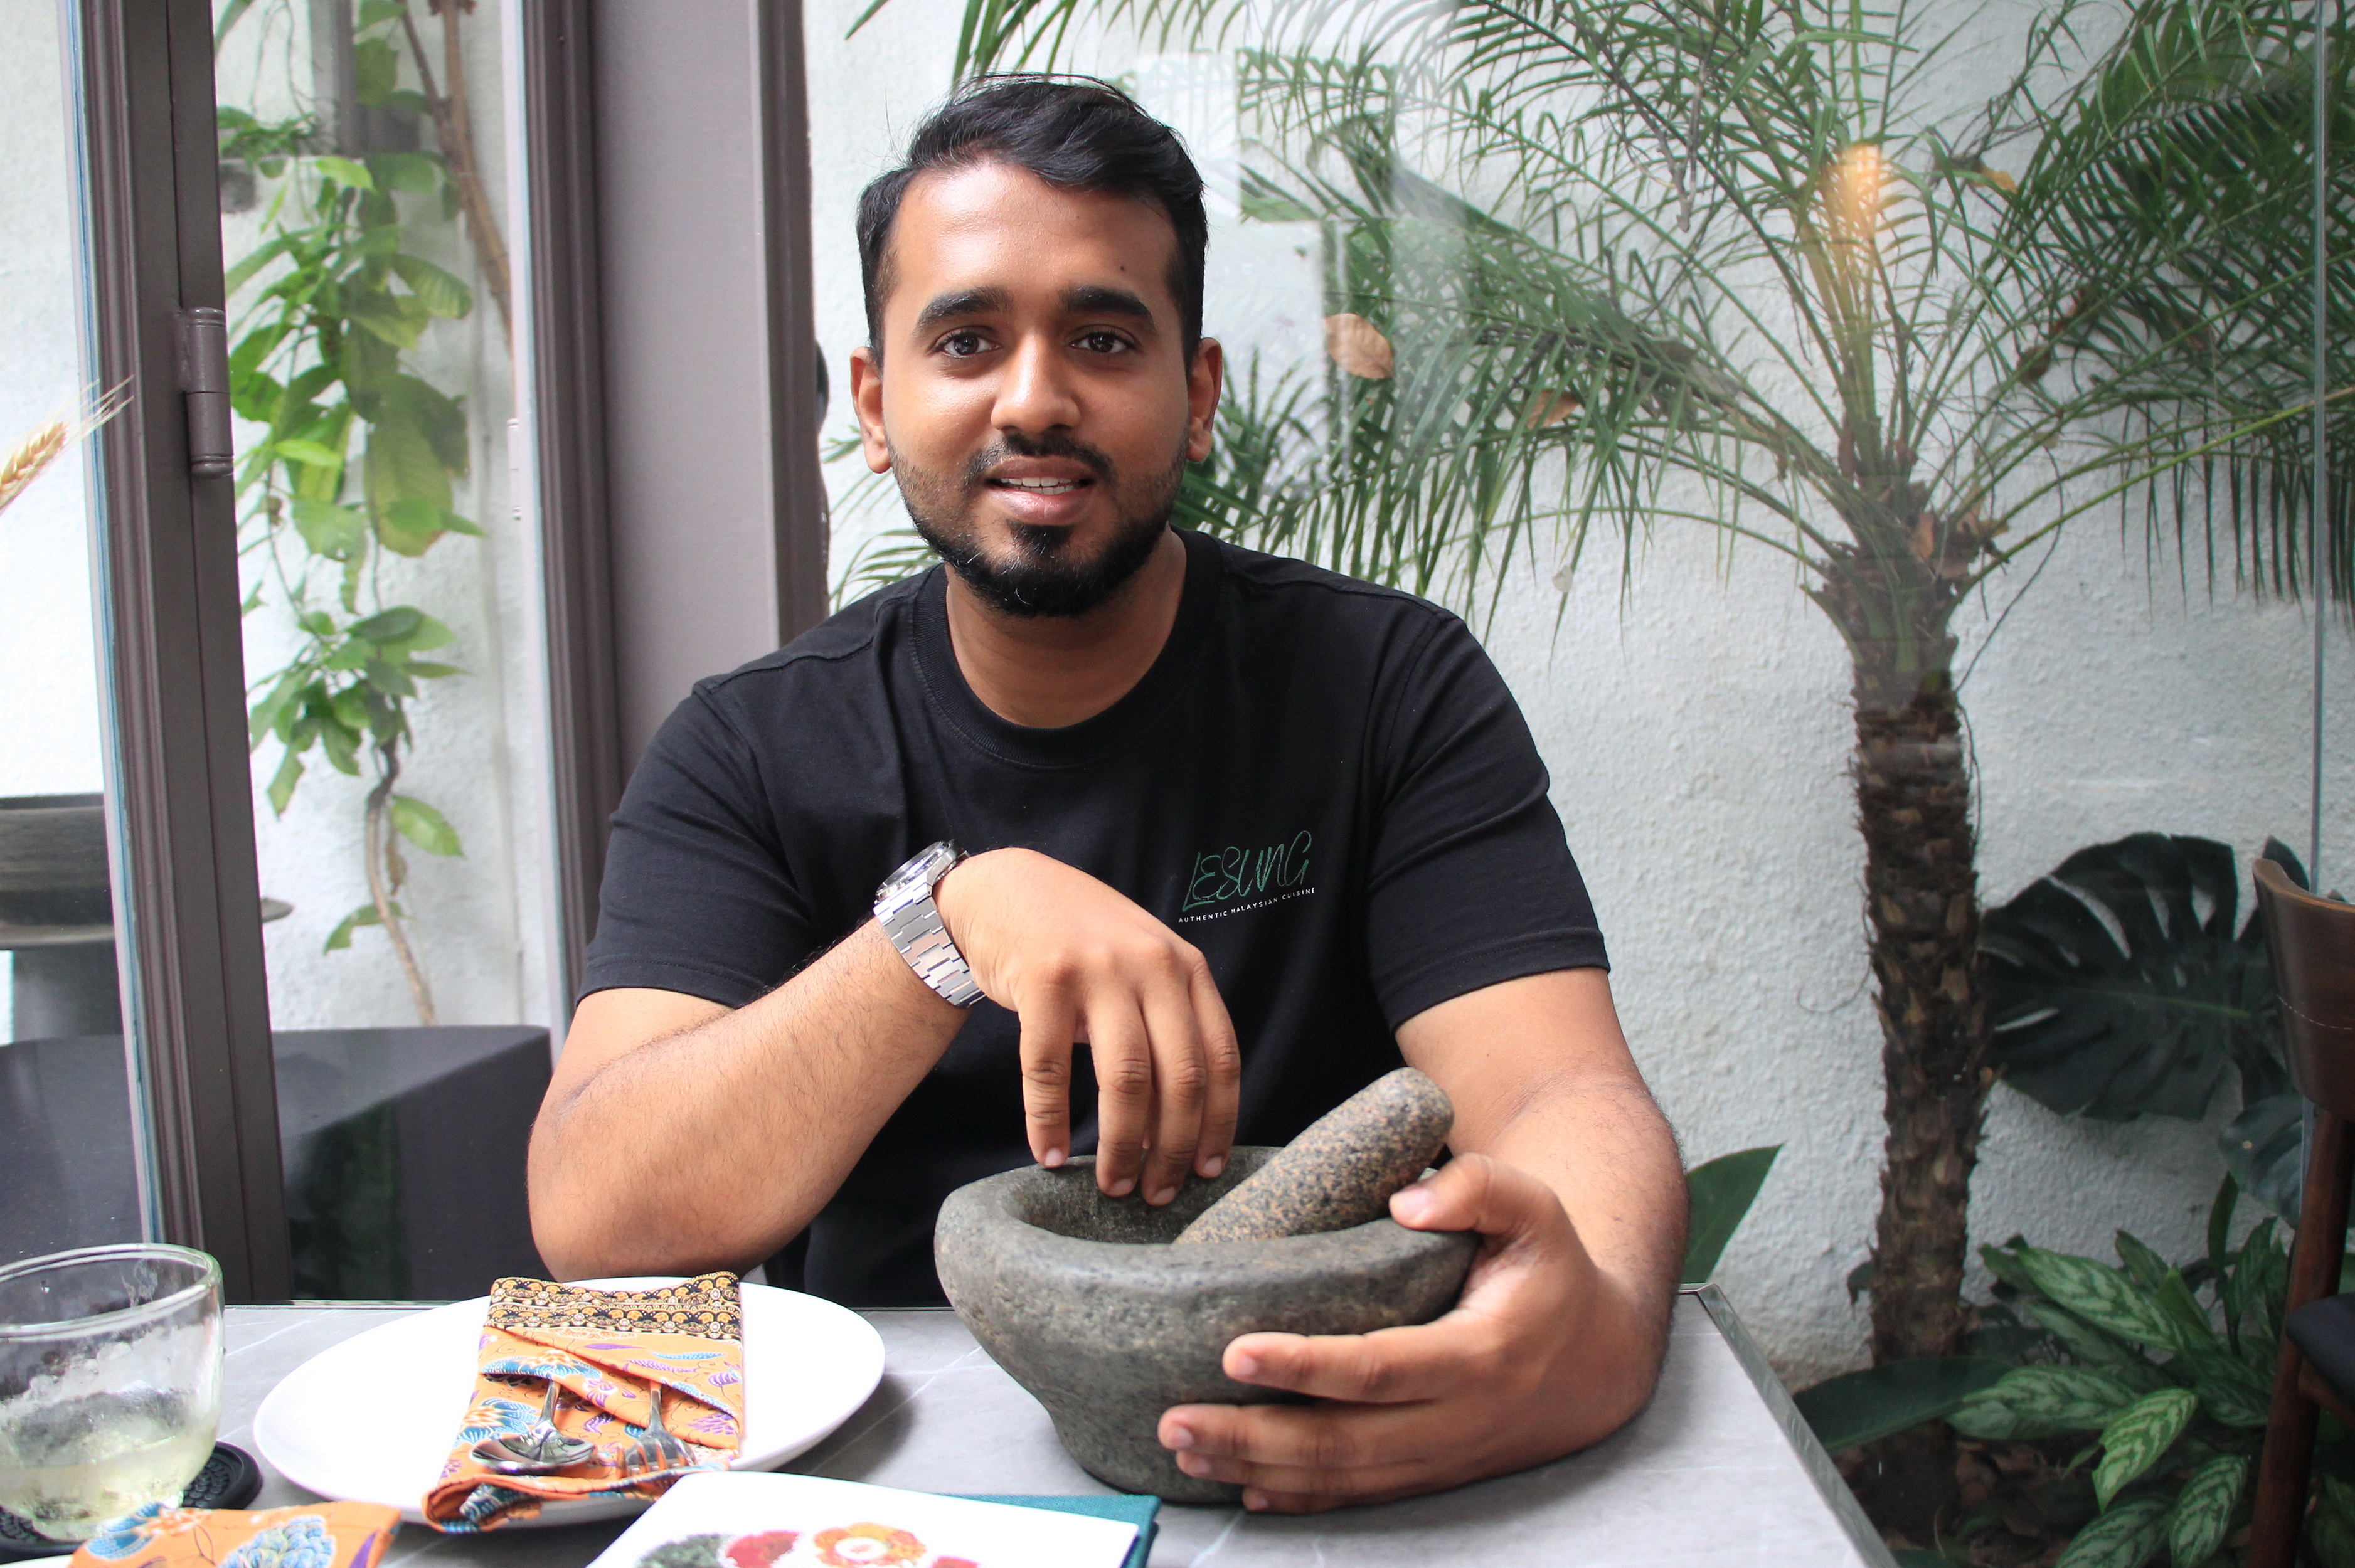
<box><xmin>874</xmin><ymin>841</ymin><xmax>984</xmax><ymax>1007</ymax></box>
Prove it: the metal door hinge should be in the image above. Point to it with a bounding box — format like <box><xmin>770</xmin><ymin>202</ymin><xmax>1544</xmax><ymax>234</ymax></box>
<box><xmin>177</xmin><ymin>307</ymin><xmax>233</xmax><ymax>479</ymax></box>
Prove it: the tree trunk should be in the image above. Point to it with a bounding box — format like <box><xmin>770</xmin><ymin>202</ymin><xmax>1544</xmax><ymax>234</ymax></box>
<box><xmin>1847</xmin><ymin>628</ymin><xmax>1989</xmax><ymax>1536</ymax></box>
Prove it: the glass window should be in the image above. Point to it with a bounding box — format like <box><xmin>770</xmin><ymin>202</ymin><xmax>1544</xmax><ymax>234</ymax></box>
<box><xmin>805</xmin><ymin>0</ymin><xmax>2344</xmax><ymax>1402</ymax></box>
<box><xmin>1</xmin><ymin>0</ymin><xmax>154</xmax><ymax>1261</ymax></box>
<box><xmin>213</xmin><ymin>0</ymin><xmax>556</xmax><ymax>1299</ymax></box>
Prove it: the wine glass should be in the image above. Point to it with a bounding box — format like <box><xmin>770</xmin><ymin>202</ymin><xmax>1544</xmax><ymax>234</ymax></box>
<box><xmin>0</xmin><ymin>1245</ymin><xmax>223</xmax><ymax>1542</ymax></box>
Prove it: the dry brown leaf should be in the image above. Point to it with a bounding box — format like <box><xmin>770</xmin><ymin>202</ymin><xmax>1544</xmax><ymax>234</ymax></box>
<box><xmin>1323</xmin><ymin>312</ymin><xmax>1395</xmax><ymax>379</ymax></box>
<box><xmin>1523</xmin><ymin>389</ymin><xmax>1583</xmax><ymax>428</ymax></box>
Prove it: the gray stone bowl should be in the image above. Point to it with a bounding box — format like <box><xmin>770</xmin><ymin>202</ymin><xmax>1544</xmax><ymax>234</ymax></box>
<box><xmin>934</xmin><ymin>1148</ymin><xmax>1477</xmax><ymax>1503</ymax></box>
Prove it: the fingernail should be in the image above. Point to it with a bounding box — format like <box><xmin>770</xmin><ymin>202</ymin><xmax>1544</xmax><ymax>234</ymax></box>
<box><xmin>1391</xmin><ymin>1185</ymin><xmax>1432</xmax><ymax>1223</ymax></box>
<box><xmin>1041</xmin><ymin>1148</ymin><xmax>1065</xmax><ymax>1168</ymax></box>
<box><xmin>1199</xmin><ymin>1154</ymin><xmax>1225</xmax><ymax>1177</ymax></box>
<box><xmin>1229</xmin><ymin>1348</ymin><xmax>1260</xmax><ymax>1378</ymax></box>
<box><xmin>1164</xmin><ymin>1424</ymin><xmax>1194</xmax><ymax>1451</ymax></box>
<box><xmin>1108</xmin><ymin>1177</ymin><xmax>1135</xmax><ymax>1197</ymax></box>
<box><xmin>1243</xmin><ymin>1490</ymin><xmax>1269</xmax><ymax>1512</ymax></box>
<box><xmin>1149</xmin><ymin>1186</ymin><xmax>1176</xmax><ymax>1205</ymax></box>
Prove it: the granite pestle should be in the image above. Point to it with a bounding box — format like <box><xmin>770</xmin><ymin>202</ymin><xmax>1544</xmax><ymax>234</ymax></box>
<box><xmin>1172</xmin><ymin>1066</ymin><xmax>1454</xmax><ymax>1246</ymax></box>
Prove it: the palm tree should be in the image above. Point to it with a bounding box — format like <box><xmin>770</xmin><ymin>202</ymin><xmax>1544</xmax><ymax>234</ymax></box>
<box><xmin>861</xmin><ymin>0</ymin><xmax>2350</xmax><ymax>1526</ymax></box>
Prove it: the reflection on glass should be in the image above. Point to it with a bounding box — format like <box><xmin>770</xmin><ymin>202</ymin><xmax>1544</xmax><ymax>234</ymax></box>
<box><xmin>807</xmin><ymin>0</ymin><xmax>2347</xmax><ymax>1512</ymax></box>
<box><xmin>215</xmin><ymin>0</ymin><xmax>553</xmax><ymax>1298</ymax></box>
<box><xmin>0</xmin><ymin>0</ymin><xmax>150</xmax><ymax>1264</ymax></box>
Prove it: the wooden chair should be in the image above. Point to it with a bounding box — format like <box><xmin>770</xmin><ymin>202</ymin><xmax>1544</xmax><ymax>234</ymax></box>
<box><xmin>2248</xmin><ymin>859</ymin><xmax>2355</xmax><ymax>1568</ymax></box>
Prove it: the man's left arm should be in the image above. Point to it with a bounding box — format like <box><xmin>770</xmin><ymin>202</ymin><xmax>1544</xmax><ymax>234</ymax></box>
<box><xmin>1156</xmin><ymin>967</ymin><xmax>1684</xmax><ymax>1512</ymax></box>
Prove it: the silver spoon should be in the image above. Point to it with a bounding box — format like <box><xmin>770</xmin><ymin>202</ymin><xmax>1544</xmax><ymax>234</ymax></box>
<box><xmin>471</xmin><ymin>1379</ymin><xmax>595</xmax><ymax>1473</ymax></box>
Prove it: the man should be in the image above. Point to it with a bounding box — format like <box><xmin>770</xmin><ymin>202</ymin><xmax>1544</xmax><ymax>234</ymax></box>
<box><xmin>529</xmin><ymin>76</ymin><xmax>1684</xmax><ymax>1513</ymax></box>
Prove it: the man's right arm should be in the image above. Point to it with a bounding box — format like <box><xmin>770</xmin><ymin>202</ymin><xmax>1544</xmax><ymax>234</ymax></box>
<box><xmin>528</xmin><ymin>847</ymin><xmax>1243</xmax><ymax>1281</ymax></box>
<box><xmin>529</xmin><ymin>919</ymin><xmax>964</xmax><ymax>1279</ymax></box>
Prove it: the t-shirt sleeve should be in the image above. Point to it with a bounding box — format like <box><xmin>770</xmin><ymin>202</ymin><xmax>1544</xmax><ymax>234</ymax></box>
<box><xmin>1363</xmin><ymin>612</ymin><xmax>1608</xmax><ymax>1029</ymax></box>
<box><xmin>578</xmin><ymin>686</ymin><xmax>816</xmax><ymax>1009</ymax></box>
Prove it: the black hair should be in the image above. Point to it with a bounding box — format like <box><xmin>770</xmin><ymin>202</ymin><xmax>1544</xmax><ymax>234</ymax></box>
<box><xmin>856</xmin><ymin>75</ymin><xmax>1208</xmax><ymax>361</ymax></box>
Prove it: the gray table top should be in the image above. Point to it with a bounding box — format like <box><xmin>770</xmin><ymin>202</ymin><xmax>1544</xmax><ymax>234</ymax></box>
<box><xmin>215</xmin><ymin>1290</ymin><xmax>1888</xmax><ymax>1568</ymax></box>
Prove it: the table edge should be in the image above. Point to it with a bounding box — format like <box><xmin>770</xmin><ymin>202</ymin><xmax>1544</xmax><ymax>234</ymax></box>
<box><xmin>1684</xmin><ymin>1285</ymin><xmax>1896</xmax><ymax>1568</ymax></box>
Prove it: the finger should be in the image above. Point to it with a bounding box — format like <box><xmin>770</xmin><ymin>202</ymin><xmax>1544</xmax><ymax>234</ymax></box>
<box><xmin>1139</xmin><ymin>969</ymin><xmax>1209</xmax><ymax>1205</ymax></box>
<box><xmin>1389</xmin><ymin>1152</ymin><xmax>1566</xmax><ymax>1254</ymax></box>
<box><xmin>1214</xmin><ymin>1320</ymin><xmax>1488</xmax><ymax>1404</ymax></box>
<box><xmin>1015</xmin><ymin>982</ymin><xmax>1080</xmax><ymax>1168</ymax></box>
<box><xmin>1188</xmin><ymin>955</ymin><xmax>1241</xmax><ymax>1179</ymax></box>
<box><xmin>1161</xmin><ymin>1398</ymin><xmax>1436</xmax><ymax>1470</ymax></box>
<box><xmin>1238</xmin><ymin>1481</ymin><xmax>1427</xmax><ymax>1515</ymax></box>
<box><xmin>1087</xmin><ymin>996</ymin><xmax>1153</xmax><ymax>1198</ymax></box>
<box><xmin>1170</xmin><ymin>1450</ymin><xmax>1435</xmax><ymax>1506</ymax></box>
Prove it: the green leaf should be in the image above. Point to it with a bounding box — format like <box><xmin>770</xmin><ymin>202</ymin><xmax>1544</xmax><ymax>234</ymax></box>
<box><xmin>439</xmin><ymin>511</ymin><xmax>484</xmax><ymax>536</ymax></box>
<box><xmin>1793</xmin><ymin>1357</ymin><xmax>2010</xmax><ymax>1451</ymax></box>
<box><xmin>2092</xmin><ymin>1387</ymin><xmax>2198</xmax><ymax>1509</ymax></box>
<box><xmin>290</xmin><ymin>499</ymin><xmax>368</xmax><ymax>562</ymax></box>
<box><xmin>2313</xmin><ymin>1477</ymin><xmax>2355</xmax><ymax>1568</ymax></box>
<box><xmin>1952</xmin><ymin>1365</ymin><xmax>2140</xmax><ymax>1439</ymax></box>
<box><xmin>2015</xmin><ymin>1247</ymin><xmax>2185</xmax><ymax>1352</ymax></box>
<box><xmin>324</xmin><ymin>900</ymin><xmax>401</xmax><ymax>953</ymax></box>
<box><xmin>390</xmin><ymin>253</ymin><xmax>473</xmax><ymax>317</ymax></box>
<box><xmin>2053</xmin><ymin>1495</ymin><xmax>2168</xmax><ymax>1568</ymax></box>
<box><xmin>1681</xmin><ymin>1145</ymin><xmax>1779</xmax><ymax>1283</ymax></box>
<box><xmin>2222</xmin><ymin>1089</ymin><xmax>2305</xmax><ymax>1222</ymax></box>
<box><xmin>265</xmin><ymin>749</ymin><xmax>304</xmax><ymax>816</ymax></box>
<box><xmin>314</xmin><ymin>155</ymin><xmax>374</xmax><ymax>191</ymax></box>
<box><xmin>2018</xmin><ymin>1298</ymin><xmax>2141</xmax><ymax>1369</ymax></box>
<box><xmin>2164</xmin><ymin>1453</ymin><xmax>2247</xmax><ymax>1565</ymax></box>
<box><xmin>2115</xmin><ymin>1231</ymin><xmax>2170</xmax><ymax>1292</ymax></box>
<box><xmin>371</xmin><ymin>152</ymin><xmax>442</xmax><ymax>194</ymax></box>
<box><xmin>364</xmin><ymin>418</ymin><xmax>452</xmax><ymax>548</ymax></box>
<box><xmin>352</xmin><ymin>35</ymin><xmax>397</xmax><ymax>104</ymax></box>
<box><xmin>274</xmin><ymin>437</ymin><xmax>345</xmax><ymax>470</ymax></box>
<box><xmin>378</xmin><ymin>497</ymin><xmax>449</xmax><ymax>556</ymax></box>
<box><xmin>348</xmin><ymin>290</ymin><xmax>431</xmax><ymax>350</ymax></box>
<box><xmin>390</xmin><ymin>795</ymin><xmax>462</xmax><ymax>857</ymax></box>
<box><xmin>357</xmin><ymin>0</ymin><xmax>408</xmax><ymax>26</ymax></box>
<box><xmin>376</xmin><ymin>374</ymin><xmax>468</xmax><ymax>475</ymax></box>
<box><xmin>403</xmin><ymin>660</ymin><xmax>463</xmax><ymax>679</ymax></box>
<box><xmin>2184</xmin><ymin>1347</ymin><xmax>2272</xmax><ymax>1426</ymax></box>
<box><xmin>346</xmin><ymin>606</ymin><xmax>425</xmax><ymax>645</ymax></box>
<box><xmin>1982</xmin><ymin>835</ymin><xmax>2285</xmax><ymax>1121</ymax></box>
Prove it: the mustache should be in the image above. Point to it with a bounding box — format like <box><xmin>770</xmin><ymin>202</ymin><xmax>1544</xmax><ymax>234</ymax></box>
<box><xmin>962</xmin><ymin>430</ymin><xmax>1117</xmax><ymax>489</ymax></box>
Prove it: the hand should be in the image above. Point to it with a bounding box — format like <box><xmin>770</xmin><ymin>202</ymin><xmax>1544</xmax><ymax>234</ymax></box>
<box><xmin>934</xmin><ymin>847</ymin><xmax>1241</xmax><ymax>1204</ymax></box>
<box><xmin>1155</xmin><ymin>1153</ymin><xmax>1662</xmax><ymax>1512</ymax></box>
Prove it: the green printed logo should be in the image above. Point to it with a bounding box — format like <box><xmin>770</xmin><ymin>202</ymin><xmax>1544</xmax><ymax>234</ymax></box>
<box><xmin>1181</xmin><ymin>830</ymin><xmax>1314</xmax><ymax>914</ymax></box>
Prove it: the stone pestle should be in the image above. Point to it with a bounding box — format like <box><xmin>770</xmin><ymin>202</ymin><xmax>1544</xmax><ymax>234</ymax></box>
<box><xmin>1172</xmin><ymin>1067</ymin><xmax>1454</xmax><ymax>1246</ymax></box>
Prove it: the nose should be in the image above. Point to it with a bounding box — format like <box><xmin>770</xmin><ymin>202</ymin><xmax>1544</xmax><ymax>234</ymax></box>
<box><xmin>990</xmin><ymin>330</ymin><xmax>1082</xmax><ymax>439</ymax></box>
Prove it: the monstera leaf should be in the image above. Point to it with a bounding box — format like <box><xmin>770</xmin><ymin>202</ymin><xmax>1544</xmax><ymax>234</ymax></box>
<box><xmin>1981</xmin><ymin>834</ymin><xmax>2300</xmax><ymax>1122</ymax></box>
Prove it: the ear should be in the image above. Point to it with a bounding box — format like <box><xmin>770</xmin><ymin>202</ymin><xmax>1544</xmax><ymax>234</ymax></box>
<box><xmin>1186</xmin><ymin>338</ymin><xmax>1225</xmax><ymax>465</ymax></box>
<box><xmin>849</xmin><ymin>346</ymin><xmax>892</xmax><ymax>475</ymax></box>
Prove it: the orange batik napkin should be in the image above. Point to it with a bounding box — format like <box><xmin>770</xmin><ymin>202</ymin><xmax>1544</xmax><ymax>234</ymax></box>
<box><xmin>424</xmin><ymin>1273</ymin><xmax>747</xmax><ymax>1534</ymax></box>
<box><xmin>70</xmin><ymin>1502</ymin><xmax>401</xmax><ymax>1568</ymax></box>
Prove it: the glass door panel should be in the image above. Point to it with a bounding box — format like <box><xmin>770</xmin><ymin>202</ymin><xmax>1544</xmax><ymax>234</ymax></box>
<box><xmin>0</xmin><ymin>0</ymin><xmax>153</xmax><ymax>1262</ymax></box>
<box><xmin>213</xmin><ymin>0</ymin><xmax>556</xmax><ymax>1298</ymax></box>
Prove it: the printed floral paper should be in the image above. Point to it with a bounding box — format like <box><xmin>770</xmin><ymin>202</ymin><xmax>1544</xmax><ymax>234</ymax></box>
<box><xmin>585</xmin><ymin>1474</ymin><xmax>1139</xmax><ymax>1568</ymax></box>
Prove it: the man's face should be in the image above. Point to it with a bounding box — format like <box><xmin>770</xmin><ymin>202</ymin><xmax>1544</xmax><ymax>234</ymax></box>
<box><xmin>849</xmin><ymin>160</ymin><xmax>1221</xmax><ymax>618</ymax></box>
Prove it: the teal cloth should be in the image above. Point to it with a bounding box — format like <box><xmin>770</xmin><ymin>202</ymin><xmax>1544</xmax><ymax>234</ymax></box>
<box><xmin>954</xmin><ymin>1494</ymin><xmax>1160</xmax><ymax>1568</ymax></box>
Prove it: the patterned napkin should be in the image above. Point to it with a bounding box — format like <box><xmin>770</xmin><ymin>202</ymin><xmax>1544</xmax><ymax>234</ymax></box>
<box><xmin>69</xmin><ymin>1502</ymin><xmax>401</xmax><ymax>1568</ymax></box>
<box><xmin>423</xmin><ymin>1273</ymin><xmax>747</xmax><ymax>1534</ymax></box>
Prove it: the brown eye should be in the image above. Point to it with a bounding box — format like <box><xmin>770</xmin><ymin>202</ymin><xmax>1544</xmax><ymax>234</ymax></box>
<box><xmin>940</xmin><ymin>330</ymin><xmax>991</xmax><ymax>358</ymax></box>
<box><xmin>1075</xmin><ymin>331</ymin><xmax>1132</xmax><ymax>356</ymax></box>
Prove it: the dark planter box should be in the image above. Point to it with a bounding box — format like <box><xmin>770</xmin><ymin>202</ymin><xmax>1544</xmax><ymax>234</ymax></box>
<box><xmin>0</xmin><ymin>1025</ymin><xmax>551</xmax><ymax>1299</ymax></box>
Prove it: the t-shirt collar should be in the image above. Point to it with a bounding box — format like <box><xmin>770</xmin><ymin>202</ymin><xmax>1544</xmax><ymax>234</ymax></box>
<box><xmin>911</xmin><ymin>526</ymin><xmax>1223</xmax><ymax>768</ymax></box>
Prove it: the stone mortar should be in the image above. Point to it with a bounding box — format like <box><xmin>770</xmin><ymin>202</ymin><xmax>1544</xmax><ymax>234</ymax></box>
<box><xmin>935</xmin><ymin>1149</ymin><xmax>1477</xmax><ymax>1503</ymax></box>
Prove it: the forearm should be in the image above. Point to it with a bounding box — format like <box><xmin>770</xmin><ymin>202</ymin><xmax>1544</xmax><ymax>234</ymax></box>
<box><xmin>1477</xmin><ymin>1072</ymin><xmax>1684</xmax><ymax>1409</ymax></box>
<box><xmin>528</xmin><ymin>921</ymin><xmax>964</xmax><ymax>1278</ymax></box>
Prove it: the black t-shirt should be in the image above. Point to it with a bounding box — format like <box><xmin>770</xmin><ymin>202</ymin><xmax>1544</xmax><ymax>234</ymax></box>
<box><xmin>582</xmin><ymin>529</ymin><xmax>1608</xmax><ymax>1305</ymax></box>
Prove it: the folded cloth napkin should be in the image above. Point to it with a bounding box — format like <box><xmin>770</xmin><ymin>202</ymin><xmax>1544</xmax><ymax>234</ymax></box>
<box><xmin>70</xmin><ymin>1502</ymin><xmax>400</xmax><ymax>1568</ymax></box>
<box><xmin>423</xmin><ymin>1273</ymin><xmax>747</xmax><ymax>1534</ymax></box>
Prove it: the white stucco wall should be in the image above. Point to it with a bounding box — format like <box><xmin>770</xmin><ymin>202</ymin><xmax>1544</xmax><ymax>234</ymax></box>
<box><xmin>802</xmin><ymin>0</ymin><xmax>2351</xmax><ymax>1385</ymax></box>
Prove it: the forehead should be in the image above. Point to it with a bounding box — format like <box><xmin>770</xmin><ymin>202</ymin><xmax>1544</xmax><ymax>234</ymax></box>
<box><xmin>880</xmin><ymin>159</ymin><xmax>1181</xmax><ymax>326</ymax></box>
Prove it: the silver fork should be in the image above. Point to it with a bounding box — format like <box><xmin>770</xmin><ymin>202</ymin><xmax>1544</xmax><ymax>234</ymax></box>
<box><xmin>629</xmin><ymin>1386</ymin><xmax>693</xmax><ymax>1473</ymax></box>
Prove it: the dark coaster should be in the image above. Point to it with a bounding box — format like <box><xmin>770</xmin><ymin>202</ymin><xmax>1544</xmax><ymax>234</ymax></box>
<box><xmin>0</xmin><ymin>1443</ymin><xmax>262</xmax><ymax>1560</ymax></box>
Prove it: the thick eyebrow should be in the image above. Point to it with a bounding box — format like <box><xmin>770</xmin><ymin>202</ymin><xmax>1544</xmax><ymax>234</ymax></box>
<box><xmin>1063</xmin><ymin>283</ymin><xmax>1156</xmax><ymax>329</ymax></box>
<box><xmin>913</xmin><ymin>287</ymin><xmax>1013</xmax><ymax>331</ymax></box>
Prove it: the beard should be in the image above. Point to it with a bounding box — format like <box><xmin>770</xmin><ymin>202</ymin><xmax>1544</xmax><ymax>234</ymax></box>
<box><xmin>894</xmin><ymin>428</ymin><xmax>1185</xmax><ymax>619</ymax></box>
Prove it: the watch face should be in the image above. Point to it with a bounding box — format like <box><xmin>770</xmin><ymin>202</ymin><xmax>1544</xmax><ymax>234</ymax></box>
<box><xmin>878</xmin><ymin>842</ymin><xmax>957</xmax><ymax>906</ymax></box>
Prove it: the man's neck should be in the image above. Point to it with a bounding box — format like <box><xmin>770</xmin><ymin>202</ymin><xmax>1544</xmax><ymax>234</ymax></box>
<box><xmin>943</xmin><ymin>528</ymin><xmax>1189</xmax><ymax>729</ymax></box>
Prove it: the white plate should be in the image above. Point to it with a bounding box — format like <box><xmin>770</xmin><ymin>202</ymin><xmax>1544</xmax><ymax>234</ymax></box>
<box><xmin>253</xmin><ymin>1279</ymin><xmax>885</xmax><ymax>1527</ymax></box>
